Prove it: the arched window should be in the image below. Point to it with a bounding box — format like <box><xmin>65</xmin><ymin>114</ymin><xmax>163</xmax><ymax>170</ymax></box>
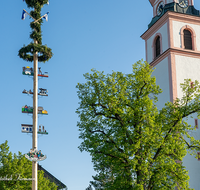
<box><xmin>180</xmin><ymin>25</ymin><xmax>196</xmax><ymax>51</ymax></box>
<box><xmin>183</xmin><ymin>29</ymin><xmax>192</xmax><ymax>50</ymax></box>
<box><xmin>155</xmin><ymin>36</ymin><xmax>160</xmax><ymax>57</ymax></box>
<box><xmin>152</xmin><ymin>33</ymin><xmax>162</xmax><ymax>61</ymax></box>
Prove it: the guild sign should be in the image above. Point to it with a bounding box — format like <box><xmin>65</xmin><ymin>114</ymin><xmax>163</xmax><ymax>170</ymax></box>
<box><xmin>25</xmin><ymin>149</ymin><xmax>46</xmax><ymax>162</ymax></box>
<box><xmin>21</xmin><ymin>124</ymin><xmax>48</xmax><ymax>134</ymax></box>
<box><xmin>21</xmin><ymin>124</ymin><xmax>33</xmax><ymax>133</ymax></box>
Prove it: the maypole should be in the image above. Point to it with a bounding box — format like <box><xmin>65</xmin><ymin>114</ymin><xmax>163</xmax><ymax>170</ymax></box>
<box><xmin>19</xmin><ymin>0</ymin><xmax>52</xmax><ymax>189</ymax></box>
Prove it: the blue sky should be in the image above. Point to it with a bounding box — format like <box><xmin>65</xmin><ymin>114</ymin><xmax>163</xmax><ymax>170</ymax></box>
<box><xmin>1</xmin><ymin>0</ymin><xmax>200</xmax><ymax>189</ymax></box>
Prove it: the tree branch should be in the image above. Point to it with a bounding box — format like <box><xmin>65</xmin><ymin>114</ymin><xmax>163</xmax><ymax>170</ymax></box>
<box><xmin>89</xmin><ymin>129</ymin><xmax>124</xmax><ymax>153</ymax></box>
<box><xmin>139</xmin><ymin>81</ymin><xmax>147</xmax><ymax>97</ymax></box>
<box><xmin>180</xmin><ymin>136</ymin><xmax>200</xmax><ymax>149</ymax></box>
<box><xmin>95</xmin><ymin>151</ymin><xmax>127</xmax><ymax>164</ymax></box>
<box><xmin>151</xmin><ymin>105</ymin><xmax>200</xmax><ymax>167</ymax></box>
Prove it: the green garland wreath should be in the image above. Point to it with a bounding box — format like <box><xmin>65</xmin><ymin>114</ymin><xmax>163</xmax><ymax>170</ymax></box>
<box><xmin>19</xmin><ymin>43</ymin><xmax>53</xmax><ymax>62</ymax></box>
<box><xmin>19</xmin><ymin>0</ymin><xmax>52</xmax><ymax>63</ymax></box>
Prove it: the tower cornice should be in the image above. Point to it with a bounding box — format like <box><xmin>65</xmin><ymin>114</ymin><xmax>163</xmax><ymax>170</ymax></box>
<box><xmin>141</xmin><ymin>11</ymin><xmax>200</xmax><ymax>40</ymax></box>
<box><xmin>149</xmin><ymin>47</ymin><xmax>200</xmax><ymax>67</ymax></box>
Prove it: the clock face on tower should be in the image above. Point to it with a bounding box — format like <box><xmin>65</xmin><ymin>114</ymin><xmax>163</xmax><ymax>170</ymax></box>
<box><xmin>157</xmin><ymin>2</ymin><xmax>164</xmax><ymax>16</ymax></box>
<box><xmin>179</xmin><ymin>0</ymin><xmax>189</xmax><ymax>8</ymax></box>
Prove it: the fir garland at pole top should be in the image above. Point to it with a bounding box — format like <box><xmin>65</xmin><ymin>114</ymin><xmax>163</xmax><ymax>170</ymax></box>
<box><xmin>19</xmin><ymin>0</ymin><xmax>53</xmax><ymax>63</ymax></box>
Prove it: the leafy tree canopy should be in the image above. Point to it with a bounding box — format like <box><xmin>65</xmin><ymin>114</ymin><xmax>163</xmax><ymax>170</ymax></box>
<box><xmin>76</xmin><ymin>60</ymin><xmax>200</xmax><ymax>190</ymax></box>
<box><xmin>0</xmin><ymin>141</ymin><xmax>57</xmax><ymax>190</ymax></box>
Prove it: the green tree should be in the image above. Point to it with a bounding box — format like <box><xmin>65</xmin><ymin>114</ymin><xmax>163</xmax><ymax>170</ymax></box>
<box><xmin>76</xmin><ymin>60</ymin><xmax>200</xmax><ymax>190</ymax></box>
<box><xmin>0</xmin><ymin>141</ymin><xmax>57</xmax><ymax>190</ymax></box>
<box><xmin>86</xmin><ymin>184</ymin><xmax>93</xmax><ymax>190</ymax></box>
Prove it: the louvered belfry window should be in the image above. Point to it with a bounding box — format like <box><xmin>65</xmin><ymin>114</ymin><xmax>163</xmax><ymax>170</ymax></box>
<box><xmin>195</xmin><ymin>119</ymin><xmax>198</xmax><ymax>129</ymax></box>
<box><xmin>198</xmin><ymin>152</ymin><xmax>200</xmax><ymax>161</ymax></box>
<box><xmin>184</xmin><ymin>29</ymin><xmax>192</xmax><ymax>50</ymax></box>
<box><xmin>155</xmin><ymin>36</ymin><xmax>160</xmax><ymax>57</ymax></box>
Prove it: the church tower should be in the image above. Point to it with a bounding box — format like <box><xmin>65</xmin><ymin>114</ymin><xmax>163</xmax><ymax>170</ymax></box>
<box><xmin>141</xmin><ymin>0</ymin><xmax>200</xmax><ymax>189</ymax></box>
